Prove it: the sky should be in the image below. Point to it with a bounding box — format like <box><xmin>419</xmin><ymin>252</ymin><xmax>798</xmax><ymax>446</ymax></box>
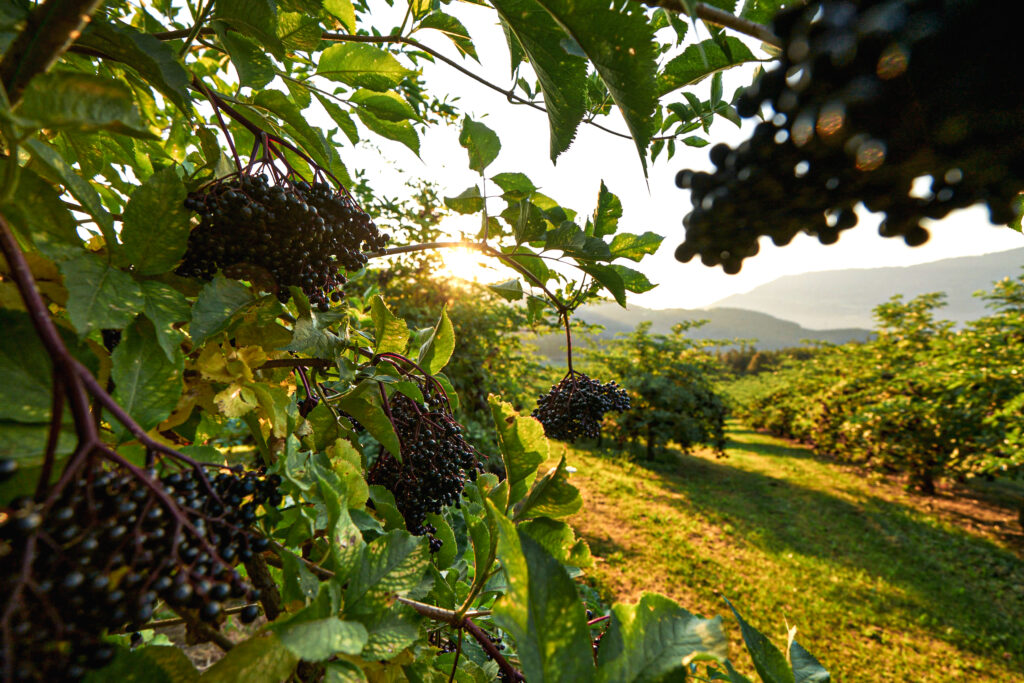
<box><xmin>338</xmin><ymin>3</ymin><xmax>1024</xmax><ymax>310</ymax></box>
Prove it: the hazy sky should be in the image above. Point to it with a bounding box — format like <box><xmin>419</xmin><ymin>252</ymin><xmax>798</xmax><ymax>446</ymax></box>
<box><xmin>342</xmin><ymin>3</ymin><xmax>1024</xmax><ymax>310</ymax></box>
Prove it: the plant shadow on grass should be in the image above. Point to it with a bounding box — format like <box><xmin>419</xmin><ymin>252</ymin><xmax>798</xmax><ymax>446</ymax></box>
<box><xmin>582</xmin><ymin>434</ymin><xmax>1024</xmax><ymax>672</ymax></box>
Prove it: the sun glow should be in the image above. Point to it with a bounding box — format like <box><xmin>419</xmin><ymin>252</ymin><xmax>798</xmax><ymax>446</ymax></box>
<box><xmin>438</xmin><ymin>247</ymin><xmax>499</xmax><ymax>283</ymax></box>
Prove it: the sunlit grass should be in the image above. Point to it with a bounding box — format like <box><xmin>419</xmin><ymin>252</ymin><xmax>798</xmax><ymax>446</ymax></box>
<box><xmin>563</xmin><ymin>423</ymin><xmax>1024</xmax><ymax>682</ymax></box>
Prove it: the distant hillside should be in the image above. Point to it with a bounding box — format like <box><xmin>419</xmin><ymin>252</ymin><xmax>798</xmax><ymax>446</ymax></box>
<box><xmin>531</xmin><ymin>303</ymin><xmax>871</xmax><ymax>363</ymax></box>
<box><xmin>709</xmin><ymin>247</ymin><xmax>1024</xmax><ymax>329</ymax></box>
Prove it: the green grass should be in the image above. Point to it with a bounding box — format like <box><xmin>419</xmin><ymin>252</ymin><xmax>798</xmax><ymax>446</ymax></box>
<box><xmin>565</xmin><ymin>423</ymin><xmax>1024</xmax><ymax>682</ymax></box>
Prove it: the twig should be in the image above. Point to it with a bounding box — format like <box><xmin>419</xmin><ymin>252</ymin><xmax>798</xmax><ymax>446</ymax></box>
<box><xmin>244</xmin><ymin>553</ymin><xmax>284</xmax><ymax>622</ymax></box>
<box><xmin>125</xmin><ymin>603</ymin><xmax>261</xmax><ymax>631</ymax></box>
<box><xmin>637</xmin><ymin>0</ymin><xmax>782</xmax><ymax>47</ymax></box>
<box><xmin>0</xmin><ymin>0</ymin><xmax>105</xmax><ymax>105</ymax></box>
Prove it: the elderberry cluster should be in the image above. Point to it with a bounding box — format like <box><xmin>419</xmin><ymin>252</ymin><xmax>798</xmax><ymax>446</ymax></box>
<box><xmin>177</xmin><ymin>173</ymin><xmax>389</xmax><ymax>309</ymax></box>
<box><xmin>674</xmin><ymin>0</ymin><xmax>1023</xmax><ymax>273</ymax></box>
<box><xmin>0</xmin><ymin>460</ymin><xmax>281</xmax><ymax>681</ymax></box>
<box><xmin>532</xmin><ymin>371</ymin><xmax>631</xmax><ymax>442</ymax></box>
<box><xmin>366</xmin><ymin>384</ymin><xmax>481</xmax><ymax>546</ymax></box>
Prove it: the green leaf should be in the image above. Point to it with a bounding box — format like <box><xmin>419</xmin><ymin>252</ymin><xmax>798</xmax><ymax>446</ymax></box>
<box><xmin>489</xmin><ymin>397</ymin><xmax>547</xmax><ymax>509</ymax></box>
<box><xmin>137</xmin><ymin>282</ymin><xmax>190</xmax><ymax>362</ymax></box>
<box><xmin>726</xmin><ymin>598</ymin><xmax>796</xmax><ymax>683</ymax></box>
<box><xmin>367</xmin><ymin>485</ymin><xmax>407</xmax><ymax>531</ymax></box>
<box><xmin>221</xmin><ymin>28</ymin><xmax>275</xmax><ymax>89</ymax></box>
<box><xmin>0</xmin><ymin>310</ymin><xmax>95</xmax><ymax>424</ymax></box>
<box><xmin>370</xmin><ymin>295</ymin><xmax>409</xmax><ymax>355</ymax></box>
<box><xmin>513</xmin><ymin>454</ymin><xmax>582</xmax><ymax>521</ymax></box>
<box><xmin>489</xmin><ymin>502</ymin><xmax>595</xmax><ymax>682</ymax></box>
<box><xmin>278</xmin><ymin>11</ymin><xmax>323</xmax><ymax>51</ymax></box>
<box><xmin>591</xmin><ymin>181</ymin><xmax>622</xmax><ymax>237</ymax></box>
<box><xmin>278</xmin><ymin>618</ymin><xmax>369</xmax><ymax>662</ymax></box>
<box><xmin>344</xmin><ymin>530</ymin><xmax>429</xmax><ymax>616</ymax></box>
<box><xmin>790</xmin><ymin>640</ymin><xmax>830</xmax><ymax>683</ymax></box>
<box><xmin>608</xmin><ymin>231</ymin><xmax>663</xmax><ymax>261</ymax></box>
<box><xmin>580</xmin><ymin>263</ymin><xmax>625</xmax><ymax>306</ymax></box>
<box><xmin>89</xmin><ymin>645</ymin><xmax>199</xmax><ymax>682</ymax></box>
<box><xmin>26</xmin><ymin>139</ymin><xmax>114</xmax><ymax>240</ymax></box>
<box><xmin>459</xmin><ymin>117</ymin><xmax>500</xmax><ymax>173</ymax></box>
<box><xmin>325</xmin><ymin>661</ymin><xmax>368</xmax><ymax>683</ymax></box>
<box><xmin>19</xmin><ymin>72</ymin><xmax>153</xmax><ymax>138</ymax></box>
<box><xmin>324</xmin><ymin>0</ymin><xmax>357</xmax><ymax>31</ymax></box>
<box><xmin>285</xmin><ymin>306</ymin><xmax>345</xmax><ymax>358</ymax></box>
<box><xmin>253</xmin><ymin>90</ymin><xmax>350</xmax><ymax>185</ymax></box>
<box><xmin>189</xmin><ymin>277</ymin><xmax>255</xmax><ymax>345</ymax></box>
<box><xmin>418</xmin><ymin>307</ymin><xmax>455</xmax><ymax>374</ymax></box>
<box><xmin>317</xmin><ymin>44</ymin><xmax>413</xmax><ymax>91</ymax></box>
<box><xmin>596</xmin><ymin>594</ymin><xmax>729</xmax><ymax>683</ymax></box>
<box><xmin>119</xmin><ymin>167</ymin><xmax>190</xmax><ymax>275</ymax></box>
<box><xmin>200</xmin><ymin>633</ymin><xmax>298</xmax><ymax>682</ymax></box>
<box><xmin>533</xmin><ymin>0</ymin><xmax>657</xmax><ymax>171</ymax></box>
<box><xmin>314</xmin><ymin>92</ymin><xmax>360</xmax><ymax>144</ymax></box>
<box><xmin>60</xmin><ymin>253</ymin><xmax>145</xmax><ymax>337</ymax></box>
<box><xmin>492</xmin><ymin>172</ymin><xmax>537</xmax><ymax>199</ymax></box>
<box><xmin>0</xmin><ymin>161</ymin><xmax>80</xmax><ymax>261</ymax></box>
<box><xmin>418</xmin><ymin>12</ymin><xmax>479</xmax><ymax>61</ymax></box>
<box><xmin>611</xmin><ymin>264</ymin><xmax>656</xmax><ymax>293</ymax></box>
<box><xmin>740</xmin><ymin>0</ymin><xmax>792</xmax><ymax>25</ymax></box>
<box><xmin>354</xmin><ymin>107</ymin><xmax>420</xmax><ymax>155</ymax></box>
<box><xmin>519</xmin><ymin>517</ymin><xmax>591</xmax><ymax>568</ymax></box>
<box><xmin>658</xmin><ymin>37</ymin><xmax>758</xmax><ymax>96</ymax></box>
<box><xmin>213</xmin><ymin>0</ymin><xmax>283</xmax><ymax>58</ymax></box>
<box><xmin>337</xmin><ymin>390</ymin><xmax>401</xmax><ymax>458</ymax></box>
<box><xmin>424</xmin><ymin>511</ymin><xmax>457</xmax><ymax>569</ymax></box>
<box><xmin>443</xmin><ymin>185</ymin><xmax>484</xmax><ymax>214</ymax></box>
<box><xmin>350</xmin><ymin>90</ymin><xmax>417</xmax><ymax>122</ymax></box>
<box><xmin>489</xmin><ymin>0</ymin><xmax>587</xmax><ymax>160</ymax></box>
<box><xmin>359</xmin><ymin>605</ymin><xmax>421</xmax><ymax>660</ymax></box>
<box><xmin>112</xmin><ymin>318</ymin><xmax>184</xmax><ymax>439</ymax></box>
<box><xmin>489</xmin><ymin>278</ymin><xmax>524</xmax><ymax>301</ymax></box>
<box><xmin>77</xmin><ymin>21</ymin><xmax>191</xmax><ymax>112</ymax></box>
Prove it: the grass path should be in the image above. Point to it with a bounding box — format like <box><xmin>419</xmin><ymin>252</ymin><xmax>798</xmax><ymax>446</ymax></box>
<box><xmin>564</xmin><ymin>424</ymin><xmax>1024</xmax><ymax>682</ymax></box>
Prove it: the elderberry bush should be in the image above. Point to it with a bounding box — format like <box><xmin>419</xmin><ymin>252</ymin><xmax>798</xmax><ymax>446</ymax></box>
<box><xmin>674</xmin><ymin>0</ymin><xmax>1023</xmax><ymax>273</ymax></box>
<box><xmin>0</xmin><ymin>461</ymin><xmax>281</xmax><ymax>681</ymax></box>
<box><xmin>532</xmin><ymin>371</ymin><xmax>631</xmax><ymax>442</ymax></box>
<box><xmin>366</xmin><ymin>382</ymin><xmax>481</xmax><ymax>546</ymax></box>
<box><xmin>177</xmin><ymin>173</ymin><xmax>389</xmax><ymax>309</ymax></box>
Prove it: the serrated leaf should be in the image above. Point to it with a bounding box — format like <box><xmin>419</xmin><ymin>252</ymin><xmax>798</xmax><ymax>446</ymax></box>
<box><xmin>360</xmin><ymin>605</ymin><xmax>421</xmax><ymax>660</ymax></box>
<box><xmin>213</xmin><ymin>0</ymin><xmax>283</xmax><ymax>58</ymax></box>
<box><xmin>324</xmin><ymin>0</ymin><xmax>356</xmax><ymax>31</ymax></box>
<box><xmin>350</xmin><ymin>89</ymin><xmax>417</xmax><ymax>122</ymax></box>
<box><xmin>278</xmin><ymin>11</ymin><xmax>323</xmax><ymax>51</ymax></box>
<box><xmin>489</xmin><ymin>502</ymin><xmax>595</xmax><ymax>682</ymax></box>
<box><xmin>580</xmin><ymin>263</ymin><xmax>625</xmax><ymax>306</ymax></box>
<box><xmin>489</xmin><ymin>0</ymin><xmax>587</xmax><ymax>161</ymax></box>
<box><xmin>658</xmin><ymin>37</ymin><xmax>758</xmax><ymax>96</ymax></box>
<box><xmin>492</xmin><ymin>172</ymin><xmax>537</xmax><ymax>199</ymax></box>
<box><xmin>318</xmin><ymin>43</ymin><xmax>413</xmax><ymax>91</ymax></box>
<box><xmin>88</xmin><ymin>645</ymin><xmax>199</xmax><ymax>682</ymax></box>
<box><xmin>221</xmin><ymin>28</ymin><xmax>275</xmax><ymax>89</ymax></box>
<box><xmin>424</xmin><ymin>511</ymin><xmax>457</xmax><ymax>569</ymax></box>
<box><xmin>26</xmin><ymin>139</ymin><xmax>113</xmax><ymax>239</ymax></box>
<box><xmin>325</xmin><ymin>660</ymin><xmax>368</xmax><ymax>682</ymax></box>
<box><xmin>726</xmin><ymin>598</ymin><xmax>796</xmax><ymax>683</ymax></box>
<box><xmin>489</xmin><ymin>397</ymin><xmax>547</xmax><ymax>509</ymax></box>
<box><xmin>370</xmin><ymin>295</ymin><xmax>409</xmax><ymax>355</ymax></box>
<box><xmin>119</xmin><ymin>167</ymin><xmax>190</xmax><ymax>275</ymax></box>
<box><xmin>519</xmin><ymin>517</ymin><xmax>591</xmax><ymax>568</ymax></box>
<box><xmin>611</xmin><ymin>264</ymin><xmax>655</xmax><ymax>293</ymax></box>
<box><xmin>354</xmin><ymin>107</ymin><xmax>420</xmax><ymax>155</ymax></box>
<box><xmin>533</xmin><ymin>0</ymin><xmax>657</xmax><ymax>172</ymax></box>
<box><xmin>111</xmin><ymin>318</ymin><xmax>183</xmax><ymax>439</ymax></box>
<box><xmin>513</xmin><ymin>455</ymin><xmax>582</xmax><ymax>520</ymax></box>
<box><xmin>254</xmin><ymin>89</ymin><xmax>351</xmax><ymax>185</ymax></box>
<box><xmin>459</xmin><ymin>117</ymin><xmax>500</xmax><ymax>173</ymax></box>
<box><xmin>444</xmin><ymin>185</ymin><xmax>484</xmax><ymax>215</ymax></box>
<box><xmin>489</xmin><ymin>278</ymin><xmax>524</xmax><ymax>301</ymax></box>
<box><xmin>60</xmin><ymin>253</ymin><xmax>144</xmax><ymax>337</ymax></box>
<box><xmin>77</xmin><ymin>21</ymin><xmax>191</xmax><ymax>112</ymax></box>
<box><xmin>19</xmin><ymin>72</ymin><xmax>153</xmax><ymax>137</ymax></box>
<box><xmin>315</xmin><ymin>92</ymin><xmax>359</xmax><ymax>144</ymax></box>
<box><xmin>597</xmin><ymin>594</ymin><xmax>729</xmax><ymax>683</ymax></box>
<box><xmin>337</xmin><ymin>390</ymin><xmax>401</xmax><ymax>458</ymax></box>
<box><xmin>608</xmin><ymin>231</ymin><xmax>664</xmax><ymax>261</ymax></box>
<box><xmin>418</xmin><ymin>11</ymin><xmax>479</xmax><ymax>61</ymax></box>
<box><xmin>682</xmin><ymin>135</ymin><xmax>710</xmax><ymax>147</ymax></box>
<box><xmin>201</xmin><ymin>633</ymin><xmax>298</xmax><ymax>682</ymax></box>
<box><xmin>0</xmin><ymin>161</ymin><xmax>80</xmax><ymax>261</ymax></box>
<box><xmin>278</xmin><ymin>618</ymin><xmax>369</xmax><ymax>662</ymax></box>
<box><xmin>344</xmin><ymin>530</ymin><xmax>429</xmax><ymax>616</ymax></box>
<box><xmin>741</xmin><ymin>0</ymin><xmax>792</xmax><ymax>25</ymax></box>
<box><xmin>189</xmin><ymin>276</ymin><xmax>255</xmax><ymax>345</ymax></box>
<box><xmin>591</xmin><ymin>180</ymin><xmax>621</xmax><ymax>238</ymax></box>
<box><xmin>418</xmin><ymin>307</ymin><xmax>454</xmax><ymax>374</ymax></box>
